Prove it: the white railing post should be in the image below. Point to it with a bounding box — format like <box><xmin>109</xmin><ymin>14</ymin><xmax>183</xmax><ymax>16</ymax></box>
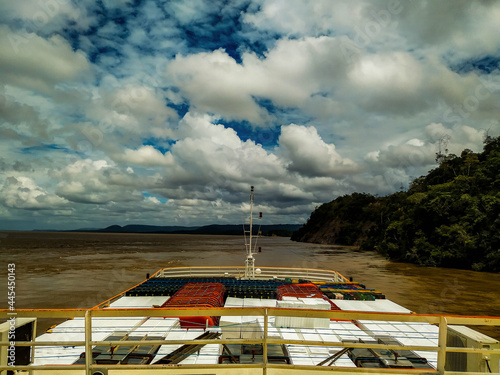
<box><xmin>437</xmin><ymin>315</ymin><xmax>448</xmax><ymax>374</ymax></box>
<box><xmin>85</xmin><ymin>310</ymin><xmax>92</xmax><ymax>375</ymax></box>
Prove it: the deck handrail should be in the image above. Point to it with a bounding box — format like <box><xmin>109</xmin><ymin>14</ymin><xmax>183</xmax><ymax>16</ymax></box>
<box><xmin>157</xmin><ymin>266</ymin><xmax>349</xmax><ymax>282</ymax></box>
<box><xmin>1</xmin><ymin>307</ymin><xmax>499</xmax><ymax>375</ymax></box>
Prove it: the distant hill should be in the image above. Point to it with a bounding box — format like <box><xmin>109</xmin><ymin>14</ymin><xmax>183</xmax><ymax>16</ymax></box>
<box><xmin>292</xmin><ymin>135</ymin><xmax>500</xmax><ymax>272</ymax></box>
<box><xmin>96</xmin><ymin>224</ymin><xmax>196</xmax><ymax>233</ymax></box>
<box><xmin>76</xmin><ymin>224</ymin><xmax>302</xmax><ymax>236</ymax></box>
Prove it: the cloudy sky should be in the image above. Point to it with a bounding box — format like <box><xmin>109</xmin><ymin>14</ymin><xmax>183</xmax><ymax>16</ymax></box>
<box><xmin>0</xmin><ymin>0</ymin><xmax>499</xmax><ymax>230</ymax></box>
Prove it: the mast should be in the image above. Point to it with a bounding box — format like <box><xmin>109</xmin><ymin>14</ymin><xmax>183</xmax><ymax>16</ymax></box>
<box><xmin>244</xmin><ymin>186</ymin><xmax>261</xmax><ymax>279</ymax></box>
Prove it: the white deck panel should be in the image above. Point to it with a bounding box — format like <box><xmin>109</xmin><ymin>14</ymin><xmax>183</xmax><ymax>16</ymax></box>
<box><xmin>262</xmin><ymin>319</ymin><xmax>280</xmax><ymax>338</ymax></box>
<box><xmin>334</xmin><ymin>299</ymin><xmax>412</xmax><ymax>313</ymax></box>
<box><xmin>107</xmin><ymin>296</ymin><xmax>169</xmax><ymax>308</ymax></box>
<box><xmin>151</xmin><ymin>328</ymin><xmax>222</xmax><ymax>364</ymax></box>
<box><xmin>33</xmin><ymin>331</ymin><xmax>109</xmax><ymax>365</ymax></box>
<box><xmin>163</xmin><ymin>329</ymin><xmax>205</xmax><ymax>364</ymax></box>
<box><xmin>290</xmin><ymin>353</ymin><xmax>315</xmax><ymax>366</ymax></box>
<box><xmin>398</xmin><ymin>336</ymin><xmax>438</xmax><ymax>368</ymax></box>
<box><xmin>407</xmin><ymin>321</ymin><xmax>441</xmax><ymax>334</ymax></box>
<box><xmin>222</xmin><ymin>298</ymin><xmax>277</xmax><ymax>339</ymax></box>
<box><xmin>223</xmin><ymin>296</ymin><xmax>282</xmax><ymax>307</ymax></box>
<box><xmin>304</xmin><ymin>346</ymin><xmax>356</xmax><ymax>367</ymax></box>
<box><xmin>48</xmin><ymin>317</ymin><xmax>146</xmax><ymax>333</ymax></box>
<box><xmin>315</xmin><ymin>328</ymin><xmax>339</xmax><ymax>343</ymax></box>
<box><xmin>243</xmin><ymin>298</ymin><xmax>278</xmax><ymax>308</ymax></box>
<box><xmin>279</xmin><ymin>325</ymin><xmax>358</xmax><ymax>367</ymax></box>
<box><xmin>132</xmin><ymin>317</ymin><xmax>179</xmax><ymax>336</ymax></box>
<box><xmin>34</xmin><ymin>314</ymin><xmax>163</xmax><ymax>365</ymax></box>
<box><xmin>181</xmin><ymin>343</ymin><xmax>221</xmax><ymax>364</ymax></box>
<box><xmin>287</xmin><ymin>346</ymin><xmax>355</xmax><ymax>367</ymax></box>
<box><xmin>296</xmin><ymin>328</ymin><xmax>356</xmax><ymax>366</ymax></box>
<box><xmin>241</xmin><ymin>298</ymin><xmax>266</xmax><ymax>322</ymax></box>
<box><xmin>358</xmin><ymin>320</ymin><xmax>438</xmax><ymax>369</ymax></box>
<box><xmin>151</xmin><ymin>328</ymin><xmax>187</xmax><ymax>362</ymax></box>
<box><xmin>33</xmin><ymin>347</ymin><xmax>83</xmax><ymax>365</ymax></box>
<box><xmin>300</xmin><ymin>329</ymin><xmax>322</xmax><ymax>342</ymax></box>
<box><xmin>276</xmin><ymin>298</ymin><xmax>330</xmax><ymax>329</ymax></box>
<box><xmin>279</xmin><ymin>328</ymin><xmax>302</xmax><ymax>341</ymax></box>
<box><xmin>224</xmin><ymin>297</ymin><xmax>244</xmax><ymax>307</ymax></box>
<box><xmin>326</xmin><ymin>321</ymin><xmax>371</xmax><ymax>341</ymax></box>
<box><xmin>359</xmin><ymin>320</ymin><xmax>438</xmax><ymax>343</ymax></box>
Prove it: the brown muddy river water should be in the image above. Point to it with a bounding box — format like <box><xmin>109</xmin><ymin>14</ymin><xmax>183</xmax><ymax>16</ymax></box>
<box><xmin>1</xmin><ymin>231</ymin><xmax>499</xmax><ymax>338</ymax></box>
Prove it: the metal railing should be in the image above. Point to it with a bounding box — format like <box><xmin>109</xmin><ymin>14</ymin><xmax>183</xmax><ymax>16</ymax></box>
<box><xmin>1</xmin><ymin>307</ymin><xmax>499</xmax><ymax>375</ymax></box>
<box><xmin>157</xmin><ymin>266</ymin><xmax>348</xmax><ymax>282</ymax></box>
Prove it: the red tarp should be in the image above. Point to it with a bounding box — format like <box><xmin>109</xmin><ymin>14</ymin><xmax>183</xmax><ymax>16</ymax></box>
<box><xmin>161</xmin><ymin>283</ymin><xmax>226</xmax><ymax>329</ymax></box>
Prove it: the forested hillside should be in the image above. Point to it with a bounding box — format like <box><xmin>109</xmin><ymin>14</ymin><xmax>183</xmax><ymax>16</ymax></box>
<box><xmin>291</xmin><ymin>136</ymin><xmax>500</xmax><ymax>272</ymax></box>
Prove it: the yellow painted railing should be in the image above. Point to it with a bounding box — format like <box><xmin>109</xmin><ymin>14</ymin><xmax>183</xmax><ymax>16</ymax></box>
<box><xmin>1</xmin><ymin>307</ymin><xmax>499</xmax><ymax>375</ymax></box>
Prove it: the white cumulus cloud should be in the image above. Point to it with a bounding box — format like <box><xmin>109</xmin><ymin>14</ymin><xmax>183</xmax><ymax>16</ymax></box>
<box><xmin>278</xmin><ymin>124</ymin><xmax>359</xmax><ymax>177</ymax></box>
<box><xmin>0</xmin><ymin>25</ymin><xmax>92</xmax><ymax>96</ymax></box>
<box><xmin>117</xmin><ymin>146</ymin><xmax>174</xmax><ymax>167</ymax></box>
<box><xmin>0</xmin><ymin>176</ymin><xmax>67</xmax><ymax>209</ymax></box>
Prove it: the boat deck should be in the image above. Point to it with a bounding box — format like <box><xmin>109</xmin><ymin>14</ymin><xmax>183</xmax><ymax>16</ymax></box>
<box><xmin>31</xmin><ymin>295</ymin><xmax>440</xmax><ymax>367</ymax></box>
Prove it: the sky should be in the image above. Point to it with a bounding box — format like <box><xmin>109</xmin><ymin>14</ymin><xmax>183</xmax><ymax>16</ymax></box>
<box><xmin>0</xmin><ymin>0</ymin><xmax>499</xmax><ymax>230</ymax></box>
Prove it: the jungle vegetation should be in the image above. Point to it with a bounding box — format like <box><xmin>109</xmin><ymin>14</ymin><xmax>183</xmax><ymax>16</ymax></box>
<box><xmin>291</xmin><ymin>136</ymin><xmax>500</xmax><ymax>272</ymax></box>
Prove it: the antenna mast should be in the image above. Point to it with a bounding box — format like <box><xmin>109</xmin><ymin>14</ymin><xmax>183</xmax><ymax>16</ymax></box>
<box><xmin>244</xmin><ymin>186</ymin><xmax>261</xmax><ymax>279</ymax></box>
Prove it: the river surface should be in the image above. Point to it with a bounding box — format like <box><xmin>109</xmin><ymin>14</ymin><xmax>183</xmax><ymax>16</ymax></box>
<box><xmin>1</xmin><ymin>231</ymin><xmax>499</xmax><ymax>338</ymax></box>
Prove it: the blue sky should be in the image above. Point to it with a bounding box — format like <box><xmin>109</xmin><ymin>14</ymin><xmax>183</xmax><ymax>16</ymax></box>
<box><xmin>0</xmin><ymin>0</ymin><xmax>499</xmax><ymax>230</ymax></box>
